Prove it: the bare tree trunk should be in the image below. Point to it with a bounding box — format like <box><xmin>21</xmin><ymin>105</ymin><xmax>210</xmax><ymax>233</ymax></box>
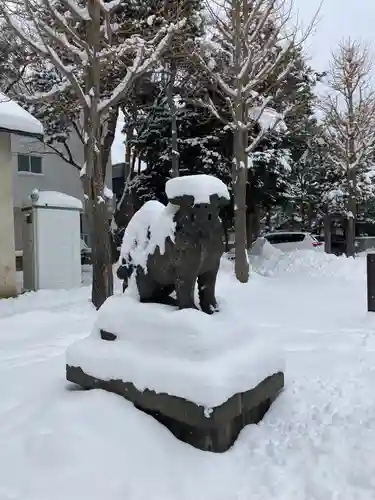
<box><xmin>101</xmin><ymin>108</ymin><xmax>119</xmax><ymax>170</ymax></box>
<box><xmin>86</xmin><ymin>0</ymin><xmax>113</xmax><ymax>309</ymax></box>
<box><xmin>246</xmin><ymin>204</ymin><xmax>260</xmax><ymax>249</ymax></box>
<box><xmin>346</xmin><ymin>157</ymin><xmax>356</xmax><ymax>257</ymax></box>
<box><xmin>307</xmin><ymin>203</ymin><xmax>314</xmax><ymax>229</ymax></box>
<box><xmin>346</xmin><ymin>183</ymin><xmax>356</xmax><ymax>256</ymax></box>
<box><xmin>265</xmin><ymin>208</ymin><xmax>271</xmax><ymax>232</ymax></box>
<box><xmin>233</xmin><ymin>0</ymin><xmax>249</xmax><ymax>283</ymax></box>
<box><xmin>125</xmin><ymin>105</ymin><xmax>136</xmax><ymax>214</ymax></box>
<box><xmin>168</xmin><ymin>61</ymin><xmax>179</xmax><ymax>178</ymax></box>
<box><xmin>346</xmin><ymin>86</ymin><xmax>356</xmax><ymax>257</ymax></box>
<box><xmin>233</xmin><ymin>128</ymin><xmax>249</xmax><ymax>282</ymax></box>
<box><xmin>254</xmin><ymin>205</ymin><xmax>260</xmax><ymax>239</ymax></box>
<box><xmin>246</xmin><ymin>210</ymin><xmax>253</xmax><ymax>250</ymax></box>
<box><xmin>324</xmin><ymin>211</ymin><xmax>332</xmax><ymax>254</ymax></box>
<box><xmin>300</xmin><ymin>201</ymin><xmax>304</xmax><ymax>230</ymax></box>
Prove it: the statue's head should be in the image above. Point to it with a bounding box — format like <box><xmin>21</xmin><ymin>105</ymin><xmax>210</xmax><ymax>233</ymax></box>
<box><xmin>169</xmin><ymin>193</ymin><xmax>229</xmax><ymax>236</ymax></box>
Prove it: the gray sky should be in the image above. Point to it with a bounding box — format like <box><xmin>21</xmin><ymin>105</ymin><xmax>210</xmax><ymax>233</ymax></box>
<box><xmin>298</xmin><ymin>0</ymin><xmax>375</xmax><ymax>72</ymax></box>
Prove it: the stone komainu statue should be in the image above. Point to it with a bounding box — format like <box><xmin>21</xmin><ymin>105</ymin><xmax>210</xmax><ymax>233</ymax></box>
<box><xmin>117</xmin><ymin>174</ymin><xmax>230</xmax><ymax>314</ymax></box>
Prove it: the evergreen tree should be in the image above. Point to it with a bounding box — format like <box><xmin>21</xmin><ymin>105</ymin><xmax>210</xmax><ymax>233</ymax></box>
<box><xmin>244</xmin><ymin>47</ymin><xmax>324</xmax><ymax>238</ymax></box>
<box><xmin>129</xmin><ymin>95</ymin><xmax>232</xmax><ymax>207</ymax></box>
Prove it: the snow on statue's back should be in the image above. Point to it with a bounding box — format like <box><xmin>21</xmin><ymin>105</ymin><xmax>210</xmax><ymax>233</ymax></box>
<box><xmin>120</xmin><ymin>200</ymin><xmax>176</xmax><ymax>270</ymax></box>
<box><xmin>165</xmin><ymin>174</ymin><xmax>230</xmax><ymax>204</ymax></box>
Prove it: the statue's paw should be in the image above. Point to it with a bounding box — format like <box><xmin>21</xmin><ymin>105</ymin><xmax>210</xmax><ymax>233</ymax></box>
<box><xmin>201</xmin><ymin>302</ymin><xmax>219</xmax><ymax>315</ymax></box>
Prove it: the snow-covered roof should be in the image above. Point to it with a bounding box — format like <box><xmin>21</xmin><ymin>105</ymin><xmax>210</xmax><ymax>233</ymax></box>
<box><xmin>31</xmin><ymin>190</ymin><xmax>83</xmax><ymax>210</ymax></box>
<box><xmin>166</xmin><ymin>174</ymin><xmax>230</xmax><ymax>204</ymax></box>
<box><xmin>0</xmin><ymin>93</ymin><xmax>43</xmax><ymax>138</ymax></box>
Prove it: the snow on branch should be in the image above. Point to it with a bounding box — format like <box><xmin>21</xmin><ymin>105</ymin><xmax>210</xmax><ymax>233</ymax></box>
<box><xmin>41</xmin><ymin>44</ymin><xmax>87</xmax><ymax>105</ymax></box>
<box><xmin>96</xmin><ymin>0</ymin><xmax>122</xmax><ymax>13</ymax></box>
<box><xmin>59</xmin><ymin>0</ymin><xmax>90</xmax><ymax>20</ymax></box>
<box><xmin>43</xmin><ymin>0</ymin><xmax>91</xmax><ymax>52</ymax></box>
<box><xmin>320</xmin><ymin>39</ymin><xmax>375</xmax><ymax>174</ymax></box>
<box><xmin>248</xmin><ymin>105</ymin><xmax>287</xmax><ymax>132</ymax></box>
<box><xmin>37</xmin><ymin>18</ymin><xmax>87</xmax><ymax>63</ymax></box>
<box><xmin>246</xmin><ymin>103</ymin><xmax>292</xmax><ymax>153</ymax></box>
<box><xmin>194</xmin><ymin>1</ymin><xmax>303</xmax><ymax>138</ymax></box>
<box><xmin>0</xmin><ymin>5</ymin><xmax>48</xmax><ymax>56</ymax></box>
<box><xmin>99</xmin><ymin>18</ymin><xmax>186</xmax><ymax>115</ymax></box>
<box><xmin>195</xmin><ymin>0</ymin><xmax>318</xmax><ymax>137</ymax></box>
<box><xmin>0</xmin><ymin>0</ymin><xmax>88</xmax><ymax>104</ymax></box>
<box><xmin>25</xmin><ymin>80</ymin><xmax>72</xmax><ymax>101</ymax></box>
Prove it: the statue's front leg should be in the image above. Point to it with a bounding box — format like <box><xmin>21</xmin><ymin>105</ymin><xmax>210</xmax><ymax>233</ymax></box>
<box><xmin>198</xmin><ymin>261</ymin><xmax>220</xmax><ymax>314</ymax></box>
<box><xmin>175</xmin><ymin>273</ymin><xmax>197</xmax><ymax>310</ymax></box>
<box><xmin>136</xmin><ymin>266</ymin><xmax>157</xmax><ymax>302</ymax></box>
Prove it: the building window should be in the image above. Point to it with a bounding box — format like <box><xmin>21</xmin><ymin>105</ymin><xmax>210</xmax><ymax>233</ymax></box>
<box><xmin>17</xmin><ymin>154</ymin><xmax>42</xmax><ymax>174</ymax></box>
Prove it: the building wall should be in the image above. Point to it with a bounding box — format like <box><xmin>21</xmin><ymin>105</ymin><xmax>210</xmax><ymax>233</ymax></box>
<box><xmin>0</xmin><ymin>132</ymin><xmax>17</xmax><ymax>297</ymax></box>
<box><xmin>11</xmin><ymin>133</ymin><xmax>85</xmax><ymax>208</ymax></box>
<box><xmin>11</xmin><ymin>132</ymin><xmax>113</xmax><ymax>250</ymax></box>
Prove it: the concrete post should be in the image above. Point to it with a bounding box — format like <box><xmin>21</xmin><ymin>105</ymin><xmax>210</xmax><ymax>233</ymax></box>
<box><xmin>367</xmin><ymin>253</ymin><xmax>375</xmax><ymax>312</ymax></box>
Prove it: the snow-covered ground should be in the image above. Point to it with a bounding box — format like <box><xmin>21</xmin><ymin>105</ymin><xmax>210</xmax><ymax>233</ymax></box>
<box><xmin>1</xmin><ymin>250</ymin><xmax>375</xmax><ymax>500</ymax></box>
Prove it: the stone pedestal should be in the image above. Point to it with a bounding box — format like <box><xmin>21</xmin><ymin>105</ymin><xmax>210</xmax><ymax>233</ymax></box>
<box><xmin>66</xmin><ymin>295</ymin><xmax>285</xmax><ymax>452</ymax></box>
<box><xmin>66</xmin><ymin>364</ymin><xmax>284</xmax><ymax>453</ymax></box>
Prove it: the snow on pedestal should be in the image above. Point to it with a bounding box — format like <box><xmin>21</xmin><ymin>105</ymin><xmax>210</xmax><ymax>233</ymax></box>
<box><xmin>66</xmin><ymin>294</ymin><xmax>284</xmax><ymax>452</ymax></box>
<box><xmin>67</xmin><ymin>295</ymin><xmax>283</xmax><ymax>407</ymax></box>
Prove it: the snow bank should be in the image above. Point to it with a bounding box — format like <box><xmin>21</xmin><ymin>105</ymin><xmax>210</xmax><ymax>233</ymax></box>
<box><xmin>166</xmin><ymin>174</ymin><xmax>230</xmax><ymax>204</ymax></box>
<box><xmin>251</xmin><ymin>240</ymin><xmax>365</xmax><ymax>281</ymax></box>
<box><xmin>67</xmin><ymin>293</ymin><xmax>284</xmax><ymax>409</ymax></box>
<box><xmin>120</xmin><ymin>201</ymin><xmax>178</xmax><ymax>268</ymax></box>
<box><xmin>31</xmin><ymin>190</ymin><xmax>83</xmax><ymax>210</ymax></box>
<box><xmin>0</xmin><ymin>93</ymin><xmax>43</xmax><ymax>137</ymax></box>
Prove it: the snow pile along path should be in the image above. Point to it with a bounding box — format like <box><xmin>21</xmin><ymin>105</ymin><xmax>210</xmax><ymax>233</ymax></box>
<box><xmin>0</xmin><ymin>251</ymin><xmax>374</xmax><ymax>500</ymax></box>
<box><xmin>250</xmin><ymin>240</ymin><xmax>365</xmax><ymax>281</ymax></box>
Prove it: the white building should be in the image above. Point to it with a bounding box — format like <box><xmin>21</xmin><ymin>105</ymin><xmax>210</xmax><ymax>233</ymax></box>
<box><xmin>0</xmin><ymin>93</ymin><xmax>43</xmax><ymax>298</ymax></box>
